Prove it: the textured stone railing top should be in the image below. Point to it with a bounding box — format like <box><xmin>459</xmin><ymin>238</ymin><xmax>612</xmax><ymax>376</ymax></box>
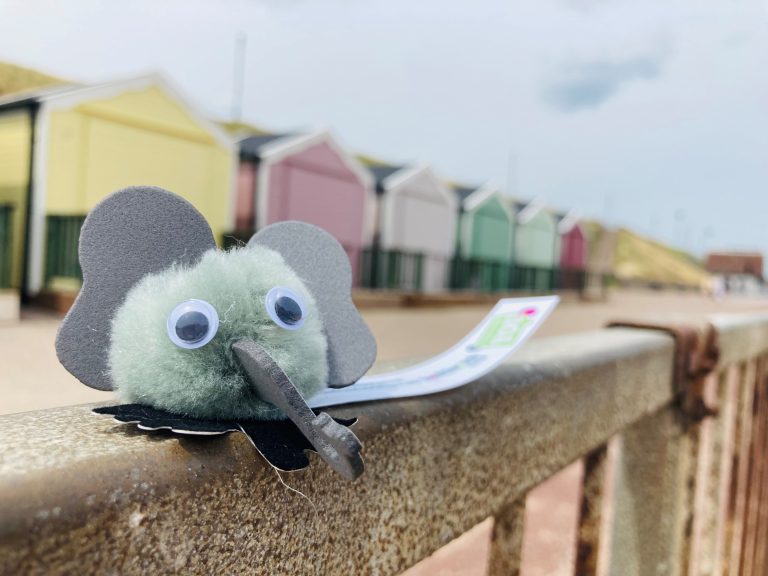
<box><xmin>0</xmin><ymin>328</ymin><xmax>674</xmax><ymax>575</ymax></box>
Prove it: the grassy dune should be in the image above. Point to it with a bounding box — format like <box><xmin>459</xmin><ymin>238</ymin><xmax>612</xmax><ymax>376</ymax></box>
<box><xmin>582</xmin><ymin>220</ymin><xmax>710</xmax><ymax>287</ymax></box>
<box><xmin>613</xmin><ymin>227</ymin><xmax>710</xmax><ymax>288</ymax></box>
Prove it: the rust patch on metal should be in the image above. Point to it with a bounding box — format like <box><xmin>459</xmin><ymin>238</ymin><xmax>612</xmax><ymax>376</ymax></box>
<box><xmin>607</xmin><ymin>321</ymin><xmax>720</xmax><ymax>423</ymax></box>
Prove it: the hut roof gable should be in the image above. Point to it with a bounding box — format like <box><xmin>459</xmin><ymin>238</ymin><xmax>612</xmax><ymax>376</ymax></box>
<box><xmin>557</xmin><ymin>211</ymin><xmax>582</xmax><ymax>235</ymax></box>
<box><xmin>0</xmin><ymin>72</ymin><xmax>233</xmax><ymax>150</ymax></box>
<box><xmin>251</xmin><ymin>129</ymin><xmax>373</xmax><ymax>189</ymax></box>
<box><xmin>461</xmin><ymin>185</ymin><xmax>513</xmax><ymax>221</ymax></box>
<box><xmin>374</xmin><ymin>163</ymin><xmax>458</xmax><ymax>212</ymax></box>
<box><xmin>238</xmin><ymin>133</ymin><xmax>295</xmax><ymax>159</ymax></box>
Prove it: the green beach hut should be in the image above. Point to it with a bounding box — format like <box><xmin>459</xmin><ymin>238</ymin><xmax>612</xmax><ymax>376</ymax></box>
<box><xmin>452</xmin><ymin>185</ymin><xmax>514</xmax><ymax>291</ymax></box>
<box><xmin>510</xmin><ymin>199</ymin><xmax>558</xmax><ymax>291</ymax></box>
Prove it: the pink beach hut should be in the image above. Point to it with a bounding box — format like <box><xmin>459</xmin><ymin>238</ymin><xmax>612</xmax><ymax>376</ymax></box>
<box><xmin>234</xmin><ymin>130</ymin><xmax>375</xmax><ymax>283</ymax></box>
<box><xmin>556</xmin><ymin>212</ymin><xmax>588</xmax><ymax>270</ymax></box>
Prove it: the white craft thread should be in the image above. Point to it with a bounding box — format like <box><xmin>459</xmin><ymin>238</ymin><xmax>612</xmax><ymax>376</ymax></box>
<box><xmin>219</xmin><ymin>301</ymin><xmax>236</xmax><ymax>324</ymax></box>
<box><xmin>271</xmin><ymin>466</ymin><xmax>318</xmax><ymax>517</ymax></box>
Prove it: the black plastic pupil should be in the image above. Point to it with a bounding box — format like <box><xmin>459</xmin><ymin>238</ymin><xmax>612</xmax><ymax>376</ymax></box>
<box><xmin>275</xmin><ymin>296</ymin><xmax>302</xmax><ymax>325</ymax></box>
<box><xmin>175</xmin><ymin>311</ymin><xmax>210</xmax><ymax>342</ymax></box>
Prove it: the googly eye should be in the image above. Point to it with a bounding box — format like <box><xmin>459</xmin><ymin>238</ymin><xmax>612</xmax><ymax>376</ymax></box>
<box><xmin>265</xmin><ymin>286</ymin><xmax>307</xmax><ymax>330</ymax></box>
<box><xmin>166</xmin><ymin>299</ymin><xmax>219</xmax><ymax>349</ymax></box>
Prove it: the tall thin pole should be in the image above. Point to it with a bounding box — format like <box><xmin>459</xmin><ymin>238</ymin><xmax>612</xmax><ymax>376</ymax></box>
<box><xmin>231</xmin><ymin>32</ymin><xmax>247</xmax><ymax>122</ymax></box>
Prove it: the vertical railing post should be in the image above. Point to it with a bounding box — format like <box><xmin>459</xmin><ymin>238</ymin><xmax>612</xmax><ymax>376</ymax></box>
<box><xmin>488</xmin><ymin>499</ymin><xmax>526</xmax><ymax>576</ymax></box>
<box><xmin>688</xmin><ymin>371</ymin><xmax>730</xmax><ymax>576</ymax></box>
<box><xmin>576</xmin><ymin>446</ymin><xmax>609</xmax><ymax>575</ymax></box>
<box><xmin>742</xmin><ymin>358</ymin><xmax>768</xmax><ymax>575</ymax></box>
<box><xmin>755</xmin><ymin>365</ymin><xmax>768</xmax><ymax>572</ymax></box>
<box><xmin>739</xmin><ymin>357</ymin><xmax>766</xmax><ymax>576</ymax></box>
<box><xmin>606</xmin><ymin>408</ymin><xmax>692</xmax><ymax>576</ymax></box>
<box><xmin>724</xmin><ymin>360</ymin><xmax>756</xmax><ymax>575</ymax></box>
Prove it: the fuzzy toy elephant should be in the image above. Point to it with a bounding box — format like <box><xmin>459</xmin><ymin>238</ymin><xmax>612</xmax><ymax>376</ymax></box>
<box><xmin>56</xmin><ymin>186</ymin><xmax>377</xmax><ymax>480</ymax></box>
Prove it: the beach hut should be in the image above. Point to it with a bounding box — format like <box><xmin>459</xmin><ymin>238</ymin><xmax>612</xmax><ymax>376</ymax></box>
<box><xmin>366</xmin><ymin>162</ymin><xmax>456</xmax><ymax>292</ymax></box>
<box><xmin>556</xmin><ymin>212</ymin><xmax>587</xmax><ymax>269</ymax></box>
<box><xmin>554</xmin><ymin>212</ymin><xmax>588</xmax><ymax>290</ymax></box>
<box><xmin>453</xmin><ymin>185</ymin><xmax>514</xmax><ymax>291</ymax></box>
<box><xmin>0</xmin><ymin>104</ymin><xmax>32</xmax><ymax>297</ymax></box>
<box><xmin>233</xmin><ymin>130</ymin><xmax>374</xmax><ymax>284</ymax></box>
<box><xmin>511</xmin><ymin>200</ymin><xmax>558</xmax><ymax>290</ymax></box>
<box><xmin>0</xmin><ymin>73</ymin><xmax>236</xmax><ymax>299</ymax></box>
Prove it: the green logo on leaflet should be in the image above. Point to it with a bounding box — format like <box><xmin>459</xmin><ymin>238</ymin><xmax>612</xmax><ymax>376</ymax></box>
<box><xmin>474</xmin><ymin>311</ymin><xmax>535</xmax><ymax>348</ymax></box>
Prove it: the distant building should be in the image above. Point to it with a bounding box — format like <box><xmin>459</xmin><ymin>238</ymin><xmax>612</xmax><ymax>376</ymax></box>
<box><xmin>706</xmin><ymin>251</ymin><xmax>764</xmax><ymax>294</ymax></box>
<box><xmin>233</xmin><ymin>130</ymin><xmax>374</xmax><ymax>285</ymax></box>
<box><xmin>706</xmin><ymin>252</ymin><xmax>763</xmax><ymax>278</ymax></box>
<box><xmin>367</xmin><ymin>162</ymin><xmax>456</xmax><ymax>292</ymax></box>
<box><xmin>0</xmin><ymin>73</ymin><xmax>236</xmax><ymax>298</ymax></box>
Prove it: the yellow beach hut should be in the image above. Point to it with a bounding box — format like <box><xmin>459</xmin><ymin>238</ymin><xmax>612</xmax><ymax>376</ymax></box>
<box><xmin>0</xmin><ymin>73</ymin><xmax>236</xmax><ymax>301</ymax></box>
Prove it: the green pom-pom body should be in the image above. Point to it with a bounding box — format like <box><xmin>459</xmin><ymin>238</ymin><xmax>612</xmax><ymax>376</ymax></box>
<box><xmin>109</xmin><ymin>246</ymin><xmax>329</xmax><ymax>421</ymax></box>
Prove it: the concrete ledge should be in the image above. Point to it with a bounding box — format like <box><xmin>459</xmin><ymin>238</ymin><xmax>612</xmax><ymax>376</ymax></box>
<box><xmin>0</xmin><ymin>329</ymin><xmax>675</xmax><ymax>575</ymax></box>
<box><xmin>710</xmin><ymin>313</ymin><xmax>768</xmax><ymax>365</ymax></box>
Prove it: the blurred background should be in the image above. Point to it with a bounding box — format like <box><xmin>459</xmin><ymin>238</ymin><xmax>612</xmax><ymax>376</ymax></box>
<box><xmin>1</xmin><ymin>1</ymin><xmax>767</xmax><ymax>574</ymax></box>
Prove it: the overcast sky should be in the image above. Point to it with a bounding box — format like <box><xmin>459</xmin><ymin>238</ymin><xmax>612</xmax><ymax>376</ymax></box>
<box><xmin>1</xmin><ymin>0</ymin><xmax>766</xmax><ymax>256</ymax></box>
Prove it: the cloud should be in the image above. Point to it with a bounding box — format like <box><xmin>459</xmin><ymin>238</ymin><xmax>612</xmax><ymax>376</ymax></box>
<box><xmin>543</xmin><ymin>52</ymin><xmax>668</xmax><ymax>111</ymax></box>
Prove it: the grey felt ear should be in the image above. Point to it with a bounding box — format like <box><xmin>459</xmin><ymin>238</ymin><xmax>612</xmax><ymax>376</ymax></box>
<box><xmin>56</xmin><ymin>186</ymin><xmax>217</xmax><ymax>391</ymax></box>
<box><xmin>249</xmin><ymin>222</ymin><xmax>377</xmax><ymax>388</ymax></box>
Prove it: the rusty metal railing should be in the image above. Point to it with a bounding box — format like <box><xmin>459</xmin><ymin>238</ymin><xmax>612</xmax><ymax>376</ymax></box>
<box><xmin>685</xmin><ymin>314</ymin><xmax>768</xmax><ymax>576</ymax></box>
<box><xmin>1</xmin><ymin>314</ymin><xmax>768</xmax><ymax>575</ymax></box>
<box><xmin>563</xmin><ymin>313</ymin><xmax>768</xmax><ymax>576</ymax></box>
